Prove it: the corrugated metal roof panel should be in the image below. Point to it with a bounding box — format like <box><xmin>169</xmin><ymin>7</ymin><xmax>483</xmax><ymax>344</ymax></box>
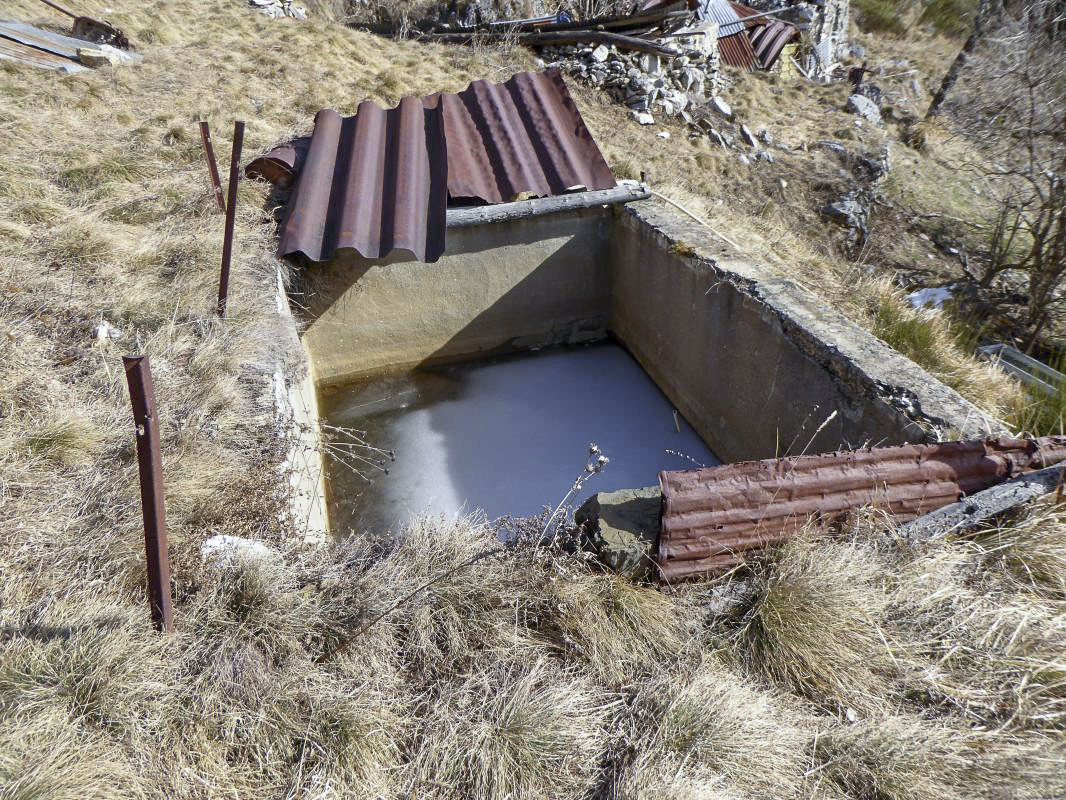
<box><xmin>276</xmin><ymin>98</ymin><xmax>448</xmax><ymax>264</ymax></box>
<box><xmin>0</xmin><ymin>19</ymin><xmax>87</xmax><ymax>71</ymax></box>
<box><xmin>717</xmin><ymin>31</ymin><xmax>758</xmax><ymax>69</ymax></box>
<box><xmin>428</xmin><ymin>69</ymin><xmax>616</xmax><ymax>204</ymax></box>
<box><xmin>658</xmin><ymin>436</ymin><xmax>1066</xmax><ymax>581</ymax></box>
<box><xmin>749</xmin><ymin>19</ymin><xmax>799</xmax><ymax>69</ymax></box>
<box><xmin>251</xmin><ymin>69</ymin><xmax>613</xmax><ymax>264</ymax></box>
<box><xmin>701</xmin><ymin>0</ymin><xmax>746</xmax><ymax>36</ymax></box>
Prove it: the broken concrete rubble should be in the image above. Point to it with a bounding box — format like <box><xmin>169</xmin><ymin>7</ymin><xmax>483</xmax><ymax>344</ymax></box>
<box><xmin>248</xmin><ymin>0</ymin><xmax>307</xmax><ymax>20</ymax></box>
<box><xmin>846</xmin><ymin>93</ymin><xmax>882</xmax><ymax>124</ymax></box>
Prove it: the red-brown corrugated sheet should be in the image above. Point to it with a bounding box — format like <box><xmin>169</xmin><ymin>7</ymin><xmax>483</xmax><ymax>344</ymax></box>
<box><xmin>658</xmin><ymin>436</ymin><xmax>1066</xmax><ymax>581</ymax></box>
<box><xmin>247</xmin><ymin>69</ymin><xmax>615</xmax><ymax>263</ymax></box>
<box><xmin>717</xmin><ymin>32</ymin><xmax>758</xmax><ymax>70</ymax></box>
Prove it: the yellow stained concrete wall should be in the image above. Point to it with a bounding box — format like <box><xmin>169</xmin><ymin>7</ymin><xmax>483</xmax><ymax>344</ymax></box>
<box><xmin>300</xmin><ymin>208</ymin><xmax>613</xmax><ymax>386</ymax></box>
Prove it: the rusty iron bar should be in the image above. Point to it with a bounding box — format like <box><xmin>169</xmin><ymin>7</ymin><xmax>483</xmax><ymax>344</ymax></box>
<box><xmin>217</xmin><ymin>120</ymin><xmax>245</xmax><ymax>317</ymax></box>
<box><xmin>123</xmin><ymin>356</ymin><xmax>174</xmax><ymax>633</ymax></box>
<box><xmin>199</xmin><ymin>120</ymin><xmax>226</xmax><ymax>213</ymax></box>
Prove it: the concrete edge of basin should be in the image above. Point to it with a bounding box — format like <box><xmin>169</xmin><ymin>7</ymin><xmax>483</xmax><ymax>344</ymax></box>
<box><xmin>262</xmin><ymin>266</ymin><xmax>330</xmax><ymax>545</ymax></box>
<box><xmin>618</xmin><ymin>199</ymin><xmax>1005</xmax><ymax>441</ymax></box>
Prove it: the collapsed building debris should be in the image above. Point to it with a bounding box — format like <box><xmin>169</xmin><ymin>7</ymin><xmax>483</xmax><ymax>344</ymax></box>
<box><xmin>0</xmin><ymin>18</ymin><xmax>138</xmax><ymax>71</ymax></box>
<box><xmin>657</xmin><ymin>436</ymin><xmax>1066</xmax><ymax>581</ymax></box>
<box><xmin>246</xmin><ymin>69</ymin><xmax>623</xmax><ymax>263</ymax></box>
<box><xmin>247</xmin><ymin>0</ymin><xmax>308</xmax><ymax>19</ymax></box>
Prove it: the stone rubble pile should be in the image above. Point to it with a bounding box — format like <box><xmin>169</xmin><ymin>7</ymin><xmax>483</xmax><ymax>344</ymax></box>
<box><xmin>539</xmin><ymin>41</ymin><xmax>721</xmax><ymax>126</ymax></box>
<box><xmin>248</xmin><ymin>0</ymin><xmax>308</xmax><ymax>20</ymax></box>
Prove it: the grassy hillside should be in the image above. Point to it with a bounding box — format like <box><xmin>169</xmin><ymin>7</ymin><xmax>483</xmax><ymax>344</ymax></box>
<box><xmin>1</xmin><ymin>2</ymin><xmax>1063</xmax><ymax>797</ymax></box>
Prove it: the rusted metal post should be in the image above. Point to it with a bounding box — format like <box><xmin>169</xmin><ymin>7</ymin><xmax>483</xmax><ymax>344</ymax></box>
<box><xmin>199</xmin><ymin>120</ymin><xmax>226</xmax><ymax>213</ymax></box>
<box><xmin>123</xmin><ymin>356</ymin><xmax>174</xmax><ymax>633</ymax></box>
<box><xmin>217</xmin><ymin>120</ymin><xmax>245</xmax><ymax>317</ymax></box>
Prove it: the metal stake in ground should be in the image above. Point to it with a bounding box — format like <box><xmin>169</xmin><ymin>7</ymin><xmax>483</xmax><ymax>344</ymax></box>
<box><xmin>217</xmin><ymin>120</ymin><xmax>245</xmax><ymax>317</ymax></box>
<box><xmin>123</xmin><ymin>355</ymin><xmax>175</xmax><ymax>633</ymax></box>
<box><xmin>199</xmin><ymin>120</ymin><xmax>226</xmax><ymax>213</ymax></box>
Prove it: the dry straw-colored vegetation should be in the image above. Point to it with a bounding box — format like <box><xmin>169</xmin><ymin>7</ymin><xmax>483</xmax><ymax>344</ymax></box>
<box><xmin>1</xmin><ymin>1</ymin><xmax>1064</xmax><ymax>797</ymax></box>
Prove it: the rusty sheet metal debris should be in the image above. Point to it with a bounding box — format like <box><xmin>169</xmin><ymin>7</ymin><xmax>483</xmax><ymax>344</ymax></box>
<box><xmin>0</xmin><ymin>19</ymin><xmax>86</xmax><ymax>70</ymax></box>
<box><xmin>747</xmin><ymin>19</ymin><xmax>798</xmax><ymax>69</ymax></box>
<box><xmin>248</xmin><ymin>69</ymin><xmax>614</xmax><ymax>264</ymax></box>
<box><xmin>277</xmin><ymin>97</ymin><xmax>447</xmax><ymax>263</ymax></box>
<box><xmin>658</xmin><ymin>436</ymin><xmax>1066</xmax><ymax>581</ymax></box>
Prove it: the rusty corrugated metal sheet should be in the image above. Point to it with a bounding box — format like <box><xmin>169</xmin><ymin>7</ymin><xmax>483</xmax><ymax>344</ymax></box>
<box><xmin>248</xmin><ymin>69</ymin><xmax>614</xmax><ymax>263</ymax></box>
<box><xmin>277</xmin><ymin>96</ymin><xmax>448</xmax><ymax>263</ymax></box>
<box><xmin>717</xmin><ymin>32</ymin><xmax>758</xmax><ymax>69</ymax></box>
<box><xmin>658</xmin><ymin>437</ymin><xmax>1066</xmax><ymax>581</ymax></box>
<box><xmin>748</xmin><ymin>20</ymin><xmax>798</xmax><ymax>69</ymax></box>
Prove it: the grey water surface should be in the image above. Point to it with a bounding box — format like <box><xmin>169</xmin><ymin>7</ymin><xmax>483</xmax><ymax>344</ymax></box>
<box><xmin>319</xmin><ymin>342</ymin><xmax>719</xmax><ymax>535</ymax></box>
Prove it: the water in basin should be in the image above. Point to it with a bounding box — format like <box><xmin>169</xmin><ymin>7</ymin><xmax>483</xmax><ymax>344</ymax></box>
<box><xmin>319</xmin><ymin>341</ymin><xmax>720</xmax><ymax>535</ymax></box>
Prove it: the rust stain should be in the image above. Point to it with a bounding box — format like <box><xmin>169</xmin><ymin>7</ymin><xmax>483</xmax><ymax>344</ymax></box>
<box><xmin>658</xmin><ymin>437</ymin><xmax>1066</xmax><ymax>581</ymax></box>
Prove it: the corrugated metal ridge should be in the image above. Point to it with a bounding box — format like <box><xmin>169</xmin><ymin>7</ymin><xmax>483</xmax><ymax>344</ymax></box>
<box><xmin>277</xmin><ymin>97</ymin><xmax>448</xmax><ymax>263</ymax></box>
<box><xmin>658</xmin><ymin>436</ymin><xmax>1066</xmax><ymax>581</ymax></box>
<box><xmin>248</xmin><ymin>69</ymin><xmax>614</xmax><ymax>264</ymax></box>
<box><xmin>747</xmin><ymin>19</ymin><xmax>799</xmax><ymax>69</ymax></box>
<box><xmin>717</xmin><ymin>31</ymin><xmax>758</xmax><ymax>69</ymax></box>
<box><xmin>427</xmin><ymin>69</ymin><xmax>615</xmax><ymax>204</ymax></box>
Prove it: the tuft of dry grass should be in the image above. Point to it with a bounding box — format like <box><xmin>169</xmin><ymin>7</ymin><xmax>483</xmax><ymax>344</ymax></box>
<box><xmin>720</xmin><ymin>533</ymin><xmax>899</xmax><ymax>713</ymax></box>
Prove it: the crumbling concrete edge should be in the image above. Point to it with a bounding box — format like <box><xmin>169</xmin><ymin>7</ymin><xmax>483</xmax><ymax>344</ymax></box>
<box><xmin>618</xmin><ymin>200</ymin><xmax>1004</xmax><ymax>440</ymax></box>
<box><xmin>249</xmin><ymin>266</ymin><xmax>329</xmax><ymax>545</ymax></box>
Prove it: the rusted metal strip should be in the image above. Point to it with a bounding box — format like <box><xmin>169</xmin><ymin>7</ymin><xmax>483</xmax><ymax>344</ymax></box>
<box><xmin>217</xmin><ymin>120</ymin><xmax>244</xmax><ymax>317</ymax></box>
<box><xmin>658</xmin><ymin>436</ymin><xmax>1066</xmax><ymax>581</ymax></box>
<box><xmin>199</xmin><ymin>121</ymin><xmax>226</xmax><ymax>213</ymax></box>
<box><xmin>123</xmin><ymin>356</ymin><xmax>174</xmax><ymax>633</ymax></box>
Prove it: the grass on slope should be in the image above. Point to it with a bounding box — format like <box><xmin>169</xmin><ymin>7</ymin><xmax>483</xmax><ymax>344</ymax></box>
<box><xmin>1</xmin><ymin>1</ymin><xmax>1062</xmax><ymax>797</ymax></box>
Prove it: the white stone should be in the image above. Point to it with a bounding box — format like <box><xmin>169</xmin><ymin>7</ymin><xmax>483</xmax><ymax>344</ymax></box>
<box><xmin>201</xmin><ymin>535</ymin><xmax>277</xmax><ymax>568</ymax></box>
<box><xmin>92</xmin><ymin>320</ymin><xmax>122</xmax><ymax>341</ymax></box>
<box><xmin>710</xmin><ymin>95</ymin><xmax>733</xmax><ymax>119</ymax></box>
<box><xmin>657</xmin><ymin>131</ymin><xmax>671</xmax><ymax>139</ymax></box>
<box><xmin>846</xmin><ymin>94</ymin><xmax>882</xmax><ymax>125</ymax></box>
<box><xmin>591</xmin><ymin>44</ymin><xmax>610</xmax><ymax>62</ymax></box>
<box><xmin>631</xmin><ymin>111</ymin><xmax>655</xmax><ymax>125</ymax></box>
<box><xmin>77</xmin><ymin>48</ymin><xmax>118</xmax><ymax>67</ymax></box>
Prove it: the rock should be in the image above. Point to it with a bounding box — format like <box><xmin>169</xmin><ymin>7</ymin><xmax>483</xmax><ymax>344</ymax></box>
<box><xmin>637</xmin><ymin>53</ymin><xmax>663</xmax><ymax>75</ymax></box>
<box><xmin>591</xmin><ymin>44</ymin><xmax>610</xmax><ymax>63</ymax></box>
<box><xmin>754</xmin><ymin>150</ymin><xmax>774</xmax><ymax>163</ymax></box>
<box><xmin>576</xmin><ymin>487</ymin><xmax>661</xmax><ymax>580</ymax></box>
<box><xmin>739</xmin><ymin>124</ymin><xmax>757</xmax><ymax>147</ymax></box>
<box><xmin>631</xmin><ymin>111</ymin><xmax>655</xmax><ymax>125</ymax></box>
<box><xmin>848</xmin><ymin>43</ymin><xmax>866</xmax><ymax>59</ymax></box>
<box><xmin>92</xmin><ymin>320</ymin><xmax>122</xmax><ymax>341</ymax></box>
<box><xmin>201</xmin><ymin>535</ymin><xmax>277</xmax><ymax>569</ymax></box>
<box><xmin>815</xmin><ymin>140</ymin><xmax>847</xmax><ymax>157</ymax></box>
<box><xmin>657</xmin><ymin>130</ymin><xmax>671</xmax><ymax>139</ymax></box>
<box><xmin>854</xmin><ymin>82</ymin><xmax>884</xmax><ymax>107</ymax></box>
<box><xmin>758</xmin><ymin>128</ymin><xmax>774</xmax><ymax>146</ymax></box>
<box><xmin>846</xmin><ymin>94</ymin><xmax>882</xmax><ymax>124</ymax></box>
<box><xmin>77</xmin><ymin>47</ymin><xmax>118</xmax><ymax>67</ymax></box>
<box><xmin>710</xmin><ymin>95</ymin><xmax>733</xmax><ymax>120</ymax></box>
<box><xmin>738</xmin><ymin>153</ymin><xmax>750</xmax><ymax>165</ymax></box>
<box><xmin>822</xmin><ymin>197</ymin><xmax>867</xmax><ymax>229</ymax></box>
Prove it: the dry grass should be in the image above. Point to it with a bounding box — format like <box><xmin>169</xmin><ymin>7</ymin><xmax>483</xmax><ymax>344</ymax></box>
<box><xmin>1</xmin><ymin>1</ymin><xmax>1065</xmax><ymax>797</ymax></box>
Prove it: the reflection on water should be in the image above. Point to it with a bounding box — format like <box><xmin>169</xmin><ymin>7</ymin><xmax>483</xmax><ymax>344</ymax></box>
<box><xmin>318</xmin><ymin>341</ymin><xmax>720</xmax><ymax>535</ymax></box>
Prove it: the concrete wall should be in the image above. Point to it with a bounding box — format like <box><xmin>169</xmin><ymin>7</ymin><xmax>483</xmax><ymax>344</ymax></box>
<box><xmin>299</xmin><ymin>207</ymin><xmax>614</xmax><ymax>386</ymax></box>
<box><xmin>295</xmin><ymin>198</ymin><xmax>999</xmax><ymax>470</ymax></box>
<box><xmin>610</xmin><ymin>202</ymin><xmax>998</xmax><ymax>463</ymax></box>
